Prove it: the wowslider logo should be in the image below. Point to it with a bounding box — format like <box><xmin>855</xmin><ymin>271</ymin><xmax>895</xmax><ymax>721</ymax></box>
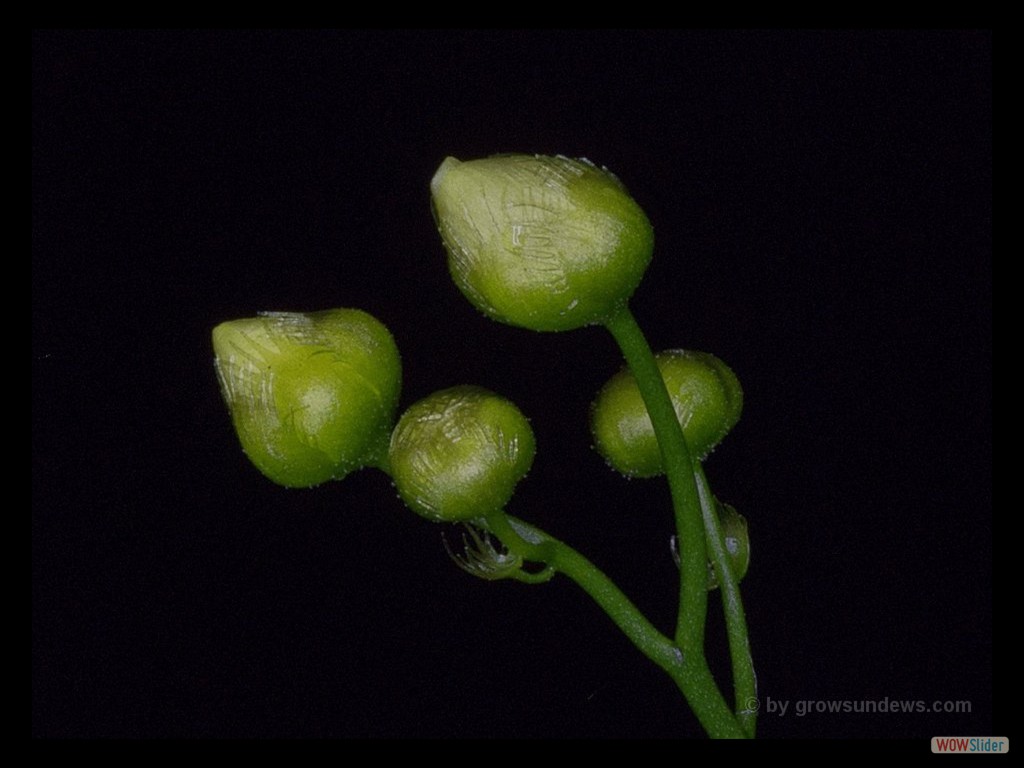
<box><xmin>931</xmin><ymin>737</ymin><xmax>1008</xmax><ymax>754</ymax></box>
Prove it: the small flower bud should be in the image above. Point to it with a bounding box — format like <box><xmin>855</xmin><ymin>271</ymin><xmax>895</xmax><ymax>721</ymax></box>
<box><xmin>212</xmin><ymin>309</ymin><xmax>402</xmax><ymax>488</ymax></box>
<box><xmin>591</xmin><ymin>350</ymin><xmax>743</xmax><ymax>477</ymax></box>
<box><xmin>707</xmin><ymin>501</ymin><xmax>750</xmax><ymax>590</ymax></box>
<box><xmin>670</xmin><ymin>500</ymin><xmax>750</xmax><ymax>589</ymax></box>
<box><xmin>430</xmin><ymin>154</ymin><xmax>654</xmax><ymax>332</ymax></box>
<box><xmin>388</xmin><ymin>386</ymin><xmax>535</xmax><ymax>522</ymax></box>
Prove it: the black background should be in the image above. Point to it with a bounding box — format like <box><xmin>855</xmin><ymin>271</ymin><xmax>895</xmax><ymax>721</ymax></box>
<box><xmin>33</xmin><ymin>30</ymin><xmax>992</xmax><ymax>739</ymax></box>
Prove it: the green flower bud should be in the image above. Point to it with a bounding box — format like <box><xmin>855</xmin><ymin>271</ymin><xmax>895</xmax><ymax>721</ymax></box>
<box><xmin>212</xmin><ymin>309</ymin><xmax>402</xmax><ymax>488</ymax></box>
<box><xmin>430</xmin><ymin>154</ymin><xmax>654</xmax><ymax>332</ymax></box>
<box><xmin>388</xmin><ymin>386</ymin><xmax>535</xmax><ymax>522</ymax></box>
<box><xmin>590</xmin><ymin>350</ymin><xmax>742</xmax><ymax>477</ymax></box>
<box><xmin>670</xmin><ymin>500</ymin><xmax>750</xmax><ymax>589</ymax></box>
<box><xmin>707</xmin><ymin>501</ymin><xmax>750</xmax><ymax>590</ymax></box>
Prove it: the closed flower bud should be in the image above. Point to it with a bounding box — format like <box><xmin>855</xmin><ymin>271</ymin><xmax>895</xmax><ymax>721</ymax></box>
<box><xmin>430</xmin><ymin>154</ymin><xmax>654</xmax><ymax>332</ymax></box>
<box><xmin>388</xmin><ymin>386</ymin><xmax>535</xmax><ymax>522</ymax></box>
<box><xmin>591</xmin><ymin>350</ymin><xmax>742</xmax><ymax>477</ymax></box>
<box><xmin>670</xmin><ymin>500</ymin><xmax>750</xmax><ymax>589</ymax></box>
<box><xmin>212</xmin><ymin>309</ymin><xmax>402</xmax><ymax>488</ymax></box>
<box><xmin>708</xmin><ymin>500</ymin><xmax>750</xmax><ymax>590</ymax></box>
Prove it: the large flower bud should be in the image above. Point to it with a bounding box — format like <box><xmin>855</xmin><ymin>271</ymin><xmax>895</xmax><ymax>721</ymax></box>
<box><xmin>388</xmin><ymin>386</ymin><xmax>535</xmax><ymax>522</ymax></box>
<box><xmin>212</xmin><ymin>309</ymin><xmax>401</xmax><ymax>488</ymax></box>
<box><xmin>430</xmin><ymin>154</ymin><xmax>654</xmax><ymax>332</ymax></box>
<box><xmin>591</xmin><ymin>350</ymin><xmax>743</xmax><ymax>477</ymax></box>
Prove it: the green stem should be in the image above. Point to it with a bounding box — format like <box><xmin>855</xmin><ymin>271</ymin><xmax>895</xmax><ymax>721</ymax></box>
<box><xmin>364</xmin><ymin>426</ymin><xmax>394</xmax><ymax>475</ymax></box>
<box><xmin>486</xmin><ymin>515</ymin><xmax>678</xmax><ymax>671</ymax></box>
<box><xmin>601</xmin><ymin>310</ymin><xmax>707</xmax><ymax>640</ymax></box>
<box><xmin>486</xmin><ymin>513</ymin><xmax>745</xmax><ymax>739</ymax></box>
<box><xmin>601</xmin><ymin>304</ymin><xmax>743</xmax><ymax>737</ymax></box>
<box><xmin>694</xmin><ymin>465</ymin><xmax>758</xmax><ymax>737</ymax></box>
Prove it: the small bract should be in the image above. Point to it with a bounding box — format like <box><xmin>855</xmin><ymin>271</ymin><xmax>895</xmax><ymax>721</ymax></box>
<box><xmin>388</xmin><ymin>386</ymin><xmax>535</xmax><ymax>522</ymax></box>
<box><xmin>431</xmin><ymin>154</ymin><xmax>654</xmax><ymax>332</ymax></box>
<box><xmin>212</xmin><ymin>308</ymin><xmax>402</xmax><ymax>488</ymax></box>
<box><xmin>591</xmin><ymin>350</ymin><xmax>743</xmax><ymax>477</ymax></box>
